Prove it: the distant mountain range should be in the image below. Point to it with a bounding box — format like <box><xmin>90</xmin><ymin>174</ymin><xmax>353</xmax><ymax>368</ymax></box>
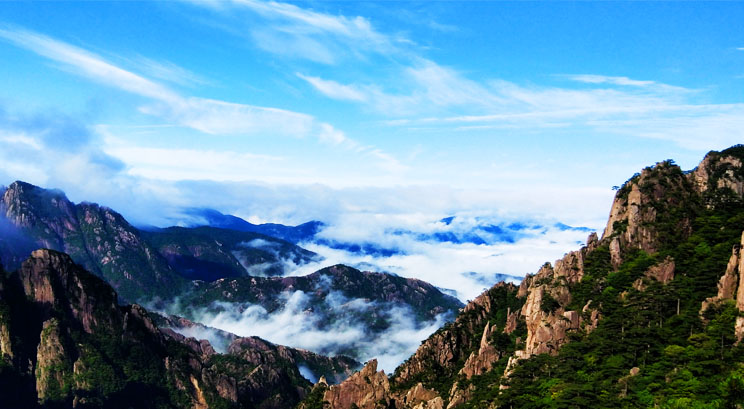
<box><xmin>183</xmin><ymin>207</ymin><xmax>324</xmax><ymax>244</ymax></box>
<box><xmin>0</xmin><ymin>181</ymin><xmax>321</xmax><ymax>302</ymax></box>
<box><xmin>185</xmin><ymin>208</ymin><xmax>591</xmax><ymax>258</ymax></box>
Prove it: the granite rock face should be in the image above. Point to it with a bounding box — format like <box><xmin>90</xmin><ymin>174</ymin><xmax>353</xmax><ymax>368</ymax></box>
<box><xmin>323</xmin><ymin>359</ymin><xmax>392</xmax><ymax>409</ymax></box>
<box><xmin>1</xmin><ymin>181</ymin><xmax>183</xmax><ymax>302</ymax></box>
<box><xmin>307</xmin><ymin>148</ymin><xmax>744</xmax><ymax>409</ymax></box>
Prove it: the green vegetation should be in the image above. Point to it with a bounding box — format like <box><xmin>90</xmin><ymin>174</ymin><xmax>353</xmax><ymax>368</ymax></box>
<box><xmin>294</xmin><ymin>383</ymin><xmax>329</xmax><ymax>409</ymax></box>
<box><xmin>449</xmin><ymin>157</ymin><xmax>744</xmax><ymax>408</ymax></box>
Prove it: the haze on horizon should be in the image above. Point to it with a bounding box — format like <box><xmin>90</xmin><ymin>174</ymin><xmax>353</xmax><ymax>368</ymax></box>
<box><xmin>0</xmin><ymin>1</ymin><xmax>743</xmax><ymax>298</ymax></box>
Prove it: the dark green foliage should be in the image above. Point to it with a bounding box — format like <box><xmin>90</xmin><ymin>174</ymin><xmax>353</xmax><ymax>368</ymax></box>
<box><xmin>483</xmin><ymin>157</ymin><xmax>744</xmax><ymax>408</ymax></box>
<box><xmin>540</xmin><ymin>292</ymin><xmax>561</xmax><ymax>313</ymax></box>
<box><xmin>294</xmin><ymin>383</ymin><xmax>328</xmax><ymax>409</ymax></box>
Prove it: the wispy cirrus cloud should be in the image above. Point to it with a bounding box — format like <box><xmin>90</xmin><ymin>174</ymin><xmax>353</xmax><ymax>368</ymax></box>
<box><xmin>0</xmin><ymin>25</ymin><xmax>403</xmax><ymax>172</ymax></box>
<box><xmin>298</xmin><ymin>59</ymin><xmax>505</xmax><ymax>116</ymax></box>
<box><xmin>0</xmin><ymin>26</ymin><xmax>307</xmax><ymax>137</ymax></box>
<box><xmin>132</xmin><ymin>56</ymin><xmax>212</xmax><ymax>88</ymax></box>
<box><xmin>296</xmin><ymin>73</ymin><xmax>368</xmax><ymax>102</ymax></box>
<box><xmin>295</xmin><ymin>52</ymin><xmax>744</xmax><ymax>151</ymax></box>
<box><xmin>183</xmin><ymin>0</ymin><xmax>403</xmax><ymax>64</ymax></box>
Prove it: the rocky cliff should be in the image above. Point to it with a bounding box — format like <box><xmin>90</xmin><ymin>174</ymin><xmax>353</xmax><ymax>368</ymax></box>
<box><xmin>301</xmin><ymin>145</ymin><xmax>744</xmax><ymax>408</ymax></box>
<box><xmin>0</xmin><ymin>181</ymin><xmax>184</xmax><ymax>302</ymax></box>
<box><xmin>0</xmin><ymin>249</ymin><xmax>353</xmax><ymax>409</ymax></box>
<box><xmin>0</xmin><ymin>181</ymin><xmax>321</xmax><ymax>302</ymax></box>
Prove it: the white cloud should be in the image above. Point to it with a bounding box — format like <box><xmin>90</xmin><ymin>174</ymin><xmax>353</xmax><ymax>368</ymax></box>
<box><xmin>132</xmin><ymin>56</ymin><xmax>211</xmax><ymax>87</ymax></box>
<box><xmin>297</xmin><ymin>73</ymin><xmax>368</xmax><ymax>102</ymax></box>
<box><xmin>102</xmin><ymin>141</ymin><xmax>284</xmax><ymax>182</ymax></box>
<box><xmin>317</xmin><ymin>122</ymin><xmax>349</xmax><ymax>145</ymax></box>
<box><xmin>0</xmin><ymin>26</ymin><xmax>402</xmax><ymax>174</ymax></box>
<box><xmin>0</xmin><ymin>27</ymin><xmax>313</xmax><ymax>138</ymax></box>
<box><xmin>183</xmin><ymin>0</ymin><xmax>399</xmax><ymax>64</ymax></box>
<box><xmin>285</xmin><ymin>213</ymin><xmax>597</xmax><ymax>301</ymax></box>
<box><xmin>568</xmin><ymin>74</ymin><xmax>656</xmax><ymax>87</ymax></box>
<box><xmin>174</xmin><ymin>289</ymin><xmax>450</xmax><ymax>373</ymax></box>
<box><xmin>0</xmin><ymin>27</ymin><xmax>179</xmax><ymax>101</ymax></box>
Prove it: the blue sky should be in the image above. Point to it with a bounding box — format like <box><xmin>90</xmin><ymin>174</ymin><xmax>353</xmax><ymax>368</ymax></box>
<box><xmin>1</xmin><ymin>1</ymin><xmax>743</xmax><ymax>294</ymax></box>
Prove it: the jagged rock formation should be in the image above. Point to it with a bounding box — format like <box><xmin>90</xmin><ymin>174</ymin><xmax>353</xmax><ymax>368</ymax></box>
<box><xmin>392</xmin><ymin>283</ymin><xmax>520</xmax><ymax>391</ymax></box>
<box><xmin>323</xmin><ymin>359</ymin><xmax>392</xmax><ymax>409</ymax></box>
<box><xmin>294</xmin><ymin>283</ymin><xmax>522</xmax><ymax>408</ymax></box>
<box><xmin>0</xmin><ymin>181</ymin><xmax>320</xmax><ymax>302</ymax></box>
<box><xmin>0</xmin><ymin>181</ymin><xmax>184</xmax><ymax>302</ymax></box>
<box><xmin>302</xmin><ymin>146</ymin><xmax>744</xmax><ymax>408</ymax></box>
<box><xmin>0</xmin><ymin>249</ymin><xmax>353</xmax><ymax>409</ymax></box>
<box><xmin>602</xmin><ymin>161</ymin><xmax>696</xmax><ymax>268</ymax></box>
<box><xmin>701</xmin><ymin>231</ymin><xmax>744</xmax><ymax>339</ymax></box>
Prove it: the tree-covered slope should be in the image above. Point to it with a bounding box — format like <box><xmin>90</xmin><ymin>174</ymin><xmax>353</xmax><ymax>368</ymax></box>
<box><xmin>303</xmin><ymin>145</ymin><xmax>744</xmax><ymax>409</ymax></box>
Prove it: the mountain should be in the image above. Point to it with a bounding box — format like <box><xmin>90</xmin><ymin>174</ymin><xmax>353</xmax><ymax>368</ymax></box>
<box><xmin>0</xmin><ymin>181</ymin><xmax>185</xmax><ymax>303</ymax></box>
<box><xmin>0</xmin><ymin>249</ymin><xmax>357</xmax><ymax>409</ymax></box>
<box><xmin>0</xmin><ymin>181</ymin><xmax>320</xmax><ymax>302</ymax></box>
<box><xmin>180</xmin><ymin>264</ymin><xmax>461</xmax><ymax>320</ymax></box>
<box><xmin>171</xmin><ymin>264</ymin><xmax>464</xmax><ymax>360</ymax></box>
<box><xmin>301</xmin><ymin>145</ymin><xmax>744</xmax><ymax>408</ymax></box>
<box><xmin>185</xmin><ymin>208</ymin><xmax>324</xmax><ymax>244</ymax></box>
<box><xmin>153</xmin><ymin>313</ymin><xmax>360</xmax><ymax>385</ymax></box>
<box><xmin>140</xmin><ymin>226</ymin><xmax>319</xmax><ymax>280</ymax></box>
<box><xmin>0</xmin><ymin>181</ymin><xmax>465</xmax><ymax>374</ymax></box>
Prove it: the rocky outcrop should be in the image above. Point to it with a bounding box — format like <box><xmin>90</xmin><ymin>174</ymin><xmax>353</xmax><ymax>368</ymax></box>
<box><xmin>445</xmin><ymin>382</ymin><xmax>474</xmax><ymax>409</ymax></box>
<box><xmin>402</xmin><ymin>383</ymin><xmax>441</xmax><ymax>408</ymax></box>
<box><xmin>632</xmin><ymin>257</ymin><xmax>676</xmax><ymax>291</ymax></box>
<box><xmin>459</xmin><ymin>322</ymin><xmax>501</xmax><ymax>379</ymax></box>
<box><xmin>691</xmin><ymin>152</ymin><xmax>744</xmax><ymax>200</ymax></box>
<box><xmin>315</xmin><ymin>282</ymin><xmax>522</xmax><ymax>409</ymax></box>
<box><xmin>0</xmin><ymin>248</ymin><xmax>354</xmax><ymax>409</ymax></box>
<box><xmin>21</xmin><ymin>249</ymin><xmax>121</xmax><ymax>334</ymax></box>
<box><xmin>1</xmin><ymin>181</ymin><xmax>184</xmax><ymax>302</ymax></box>
<box><xmin>35</xmin><ymin>318</ymin><xmax>72</xmax><ymax>403</ymax></box>
<box><xmin>393</xmin><ymin>282</ymin><xmax>516</xmax><ymax>389</ymax></box>
<box><xmin>503</xmin><ymin>307</ymin><xmax>520</xmax><ymax>335</ymax></box>
<box><xmin>511</xmin><ymin>232</ymin><xmax>601</xmax><ymax>360</ymax></box>
<box><xmin>323</xmin><ymin>359</ymin><xmax>392</xmax><ymax>409</ymax></box>
<box><xmin>701</xmin><ymin>231</ymin><xmax>744</xmax><ymax>340</ymax></box>
<box><xmin>702</xmin><ymin>232</ymin><xmax>744</xmax><ymax>310</ymax></box>
<box><xmin>602</xmin><ymin>161</ymin><xmax>694</xmax><ymax>268</ymax></box>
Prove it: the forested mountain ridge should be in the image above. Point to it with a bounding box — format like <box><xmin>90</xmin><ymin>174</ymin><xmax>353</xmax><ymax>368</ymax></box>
<box><xmin>301</xmin><ymin>145</ymin><xmax>744</xmax><ymax>409</ymax></box>
<box><xmin>0</xmin><ymin>181</ymin><xmax>320</xmax><ymax>303</ymax></box>
<box><xmin>0</xmin><ymin>249</ymin><xmax>359</xmax><ymax>409</ymax></box>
